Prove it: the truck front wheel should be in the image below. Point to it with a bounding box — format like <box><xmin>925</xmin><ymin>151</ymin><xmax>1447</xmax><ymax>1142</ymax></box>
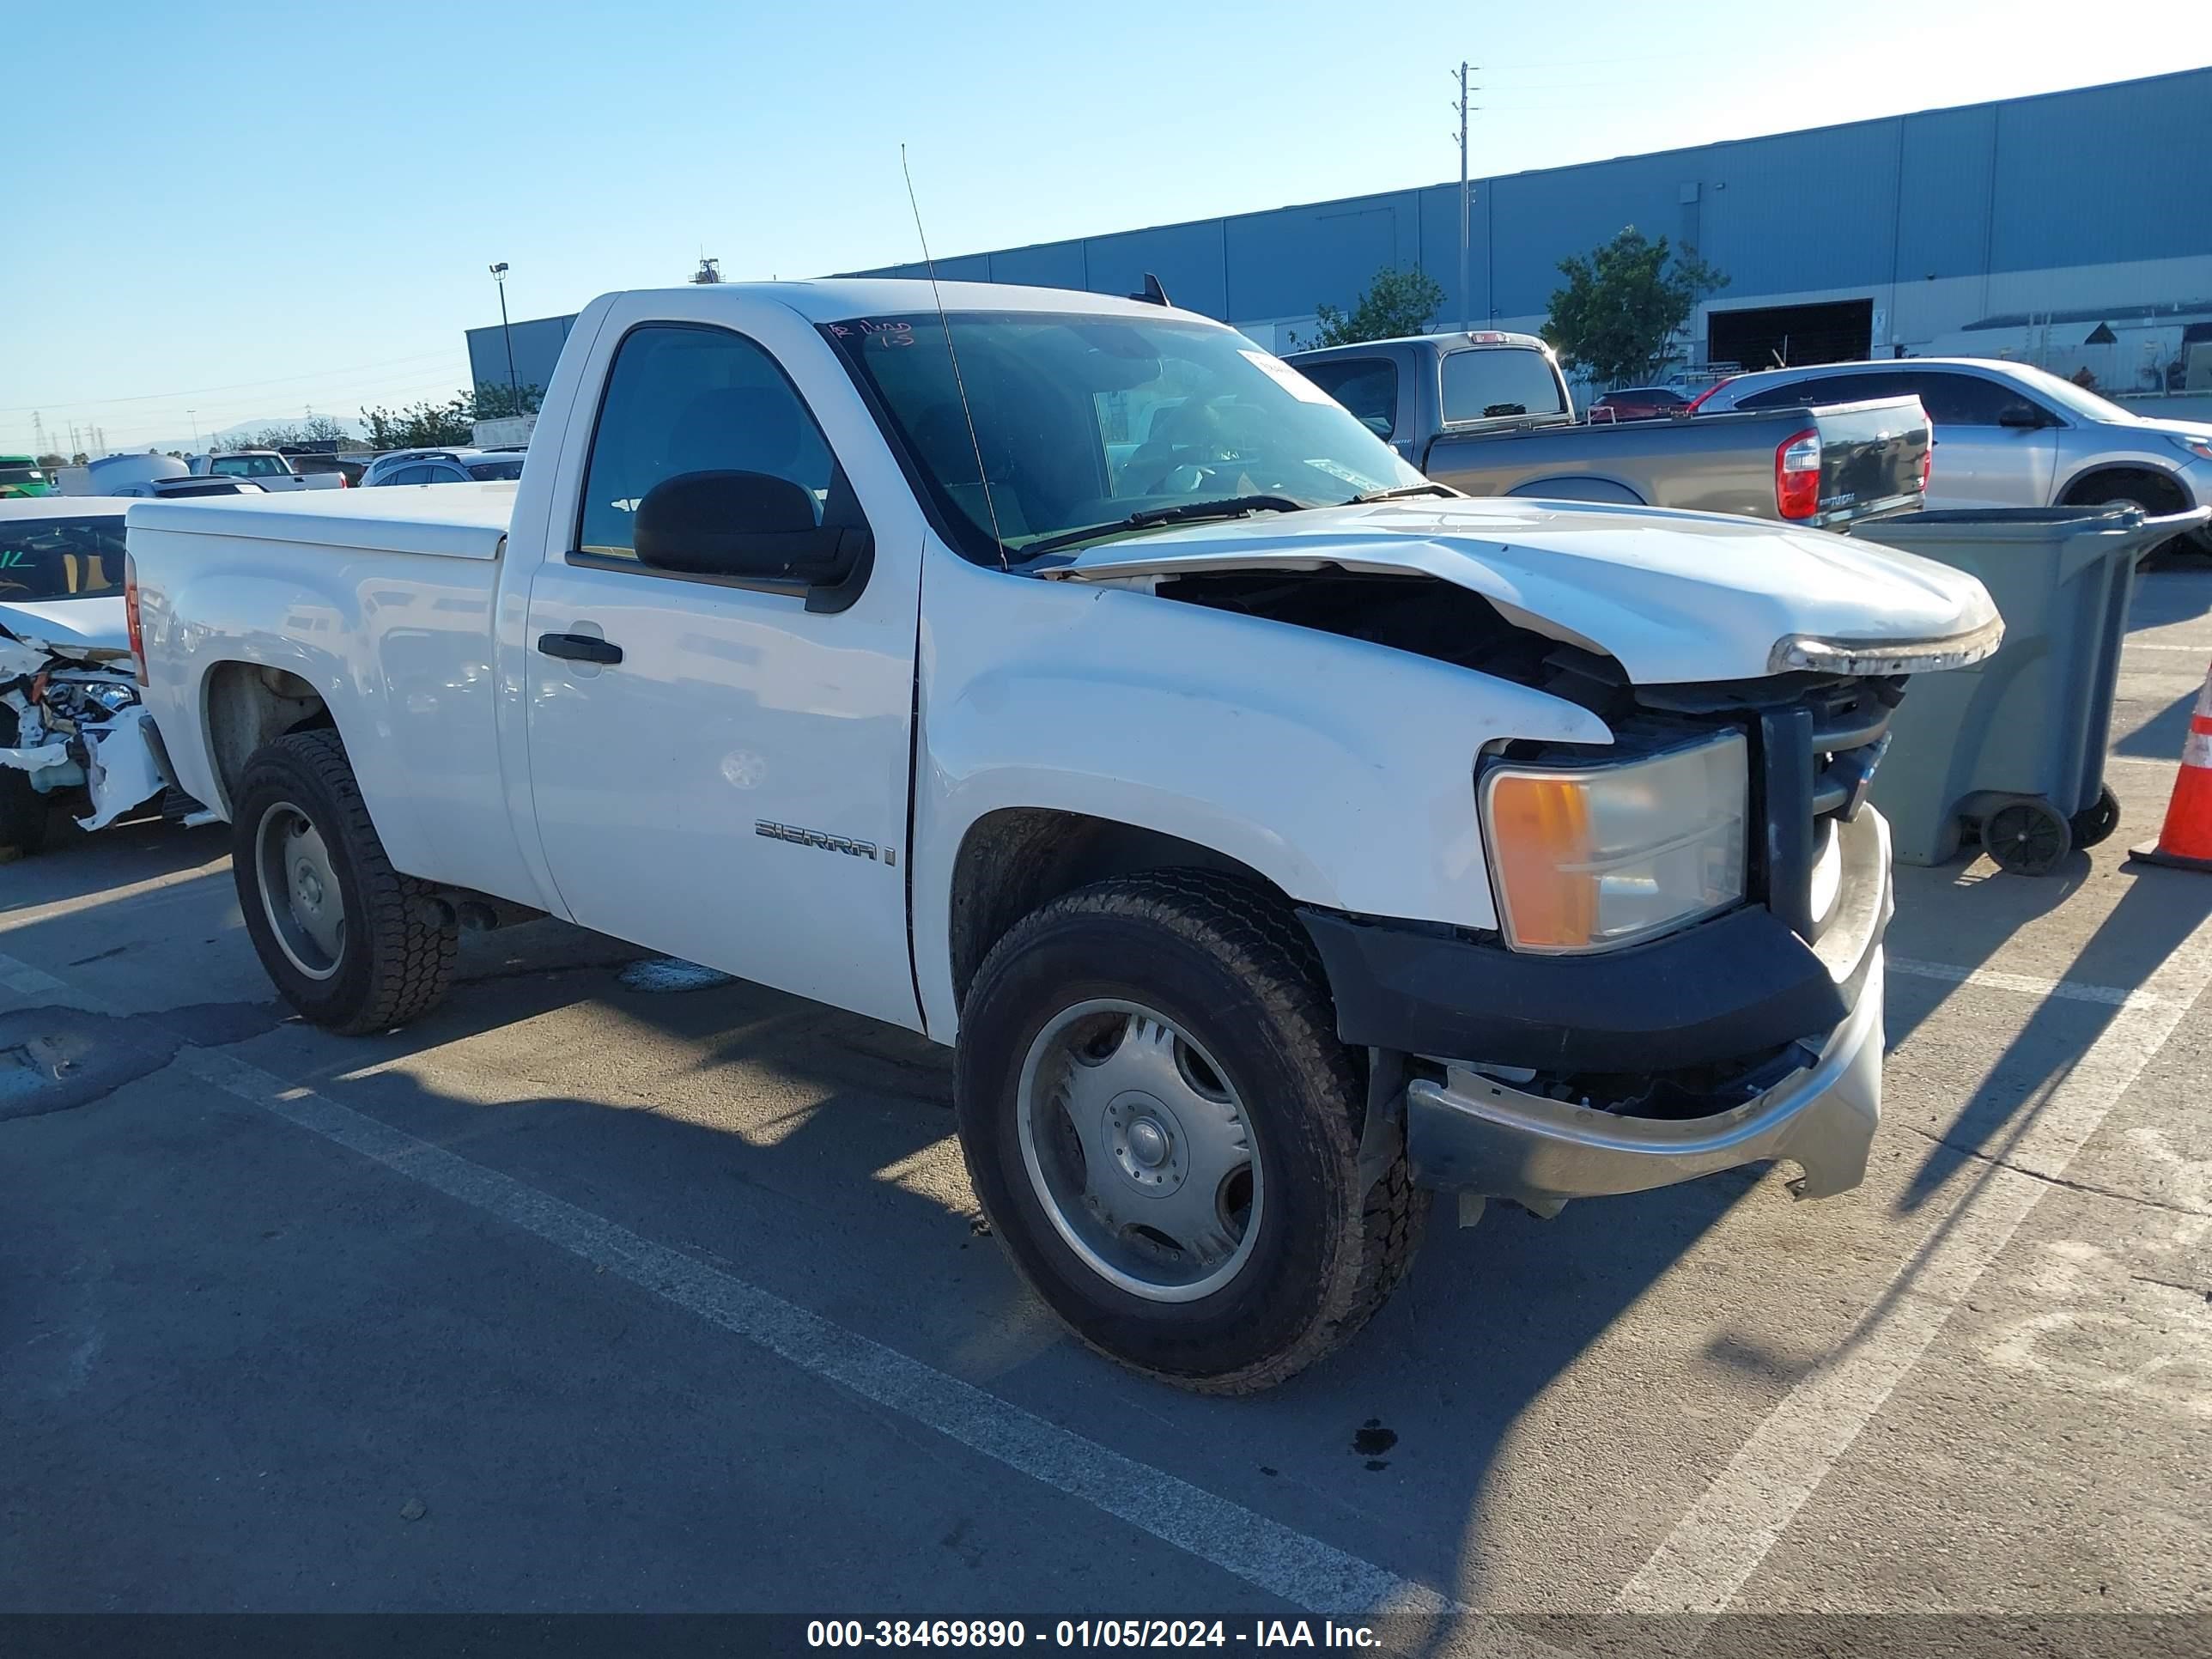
<box><xmin>232</xmin><ymin>730</ymin><xmax>458</xmax><ymax>1035</ymax></box>
<box><xmin>956</xmin><ymin>872</ymin><xmax>1424</xmax><ymax>1393</ymax></box>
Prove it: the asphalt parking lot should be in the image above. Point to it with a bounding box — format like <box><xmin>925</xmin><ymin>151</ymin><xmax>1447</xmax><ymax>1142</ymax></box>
<box><xmin>4</xmin><ymin>570</ymin><xmax>2210</xmax><ymax>1638</ymax></box>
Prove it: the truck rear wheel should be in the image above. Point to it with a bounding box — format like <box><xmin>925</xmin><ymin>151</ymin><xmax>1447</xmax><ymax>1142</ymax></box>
<box><xmin>232</xmin><ymin>730</ymin><xmax>457</xmax><ymax>1035</ymax></box>
<box><xmin>955</xmin><ymin>872</ymin><xmax>1424</xmax><ymax>1393</ymax></box>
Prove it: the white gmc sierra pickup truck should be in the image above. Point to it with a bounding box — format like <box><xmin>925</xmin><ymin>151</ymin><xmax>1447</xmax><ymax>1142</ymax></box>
<box><xmin>125</xmin><ymin>281</ymin><xmax>2000</xmax><ymax>1391</ymax></box>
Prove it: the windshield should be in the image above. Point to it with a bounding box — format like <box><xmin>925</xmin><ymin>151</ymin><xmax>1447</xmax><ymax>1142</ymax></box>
<box><xmin>826</xmin><ymin>311</ymin><xmax>1425</xmax><ymax>562</ymax></box>
<box><xmin>0</xmin><ymin>513</ymin><xmax>126</xmax><ymax>603</ymax></box>
<box><xmin>2002</xmin><ymin>362</ymin><xmax>2136</xmax><ymax>424</ymax></box>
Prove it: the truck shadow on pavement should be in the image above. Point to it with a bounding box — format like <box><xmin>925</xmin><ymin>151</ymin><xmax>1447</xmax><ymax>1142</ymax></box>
<box><xmin>1891</xmin><ymin>872</ymin><xmax>2212</xmax><ymax>1216</ymax></box>
<box><xmin>234</xmin><ymin>933</ymin><xmax>1768</xmax><ymax>1615</ymax></box>
<box><xmin>12</xmin><ymin>814</ymin><xmax>2199</xmax><ymax>1620</ymax></box>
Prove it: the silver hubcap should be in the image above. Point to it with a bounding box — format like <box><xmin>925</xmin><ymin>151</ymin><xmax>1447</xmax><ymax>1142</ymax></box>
<box><xmin>1016</xmin><ymin>1000</ymin><xmax>1263</xmax><ymax>1303</ymax></box>
<box><xmin>255</xmin><ymin>800</ymin><xmax>344</xmax><ymax>981</ymax></box>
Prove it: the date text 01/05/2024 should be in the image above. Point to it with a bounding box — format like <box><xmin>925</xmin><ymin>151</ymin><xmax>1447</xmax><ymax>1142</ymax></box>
<box><xmin>805</xmin><ymin>1620</ymin><xmax>1382</xmax><ymax>1649</ymax></box>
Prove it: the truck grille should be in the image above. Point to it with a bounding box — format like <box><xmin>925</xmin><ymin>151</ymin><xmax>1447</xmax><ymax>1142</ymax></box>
<box><xmin>1638</xmin><ymin>673</ymin><xmax>1903</xmax><ymax>944</ymax></box>
<box><xmin>1756</xmin><ymin>678</ymin><xmax>1900</xmax><ymax>940</ymax></box>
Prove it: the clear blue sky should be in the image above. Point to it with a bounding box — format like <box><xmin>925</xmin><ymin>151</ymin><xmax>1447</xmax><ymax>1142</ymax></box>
<box><xmin>3</xmin><ymin>0</ymin><xmax>2206</xmax><ymax>454</ymax></box>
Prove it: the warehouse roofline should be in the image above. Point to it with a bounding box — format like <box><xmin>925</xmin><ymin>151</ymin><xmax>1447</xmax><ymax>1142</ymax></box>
<box><xmin>839</xmin><ymin>66</ymin><xmax>2212</xmax><ymax>277</ymax></box>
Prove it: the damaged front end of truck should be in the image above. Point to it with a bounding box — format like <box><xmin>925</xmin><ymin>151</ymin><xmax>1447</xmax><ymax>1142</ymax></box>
<box><xmin>1041</xmin><ymin>497</ymin><xmax>2004</xmax><ymax>1212</ymax></box>
<box><xmin>1</xmin><ymin>621</ymin><xmax>176</xmax><ymax>850</ymax></box>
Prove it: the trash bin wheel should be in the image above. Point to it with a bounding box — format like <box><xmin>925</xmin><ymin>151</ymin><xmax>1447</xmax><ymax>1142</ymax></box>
<box><xmin>2069</xmin><ymin>784</ymin><xmax>2123</xmax><ymax>850</ymax></box>
<box><xmin>1983</xmin><ymin>799</ymin><xmax>2072</xmax><ymax>877</ymax></box>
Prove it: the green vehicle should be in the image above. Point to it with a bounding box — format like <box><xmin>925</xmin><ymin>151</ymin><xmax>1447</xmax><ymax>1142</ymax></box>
<box><xmin>0</xmin><ymin>456</ymin><xmax>57</xmax><ymax>499</ymax></box>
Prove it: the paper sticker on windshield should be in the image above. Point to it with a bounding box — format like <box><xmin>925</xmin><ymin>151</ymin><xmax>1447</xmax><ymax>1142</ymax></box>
<box><xmin>1302</xmin><ymin>457</ymin><xmax>1387</xmax><ymax>489</ymax></box>
<box><xmin>1240</xmin><ymin>349</ymin><xmax>1336</xmax><ymax>404</ymax></box>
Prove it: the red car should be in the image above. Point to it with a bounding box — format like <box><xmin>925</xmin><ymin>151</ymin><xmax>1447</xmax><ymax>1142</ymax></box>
<box><xmin>1587</xmin><ymin>386</ymin><xmax>1693</xmax><ymax>422</ymax></box>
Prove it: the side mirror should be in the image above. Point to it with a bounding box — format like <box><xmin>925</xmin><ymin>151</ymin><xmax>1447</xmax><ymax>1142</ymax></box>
<box><xmin>1996</xmin><ymin>404</ymin><xmax>2049</xmax><ymax>429</ymax></box>
<box><xmin>633</xmin><ymin>470</ymin><xmax>872</xmax><ymax>605</ymax></box>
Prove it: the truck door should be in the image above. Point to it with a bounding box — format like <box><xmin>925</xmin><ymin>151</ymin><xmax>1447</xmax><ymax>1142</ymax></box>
<box><xmin>522</xmin><ymin>308</ymin><xmax>923</xmax><ymax>1030</ymax></box>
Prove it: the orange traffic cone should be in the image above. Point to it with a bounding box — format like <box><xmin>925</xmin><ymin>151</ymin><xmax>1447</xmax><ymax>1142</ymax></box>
<box><xmin>2129</xmin><ymin>660</ymin><xmax>2212</xmax><ymax>873</ymax></box>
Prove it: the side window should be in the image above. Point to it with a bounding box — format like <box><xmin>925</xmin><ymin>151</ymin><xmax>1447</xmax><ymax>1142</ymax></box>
<box><xmin>1732</xmin><ymin>380</ymin><xmax>1808</xmax><ymax>410</ymax></box>
<box><xmin>386</xmin><ymin>465</ymin><xmax>431</xmax><ymax>485</ymax></box>
<box><xmin>1298</xmin><ymin>358</ymin><xmax>1398</xmax><ymax>439</ymax></box>
<box><xmin>253</xmin><ymin>456</ymin><xmax>289</xmax><ymax>477</ymax></box>
<box><xmin>210</xmin><ymin>456</ymin><xmax>250</xmax><ymax>477</ymax></box>
<box><xmin>429</xmin><ymin>464</ymin><xmax>469</xmax><ymax>483</ymax></box>
<box><xmin>1903</xmin><ymin>373</ymin><xmax>2035</xmax><ymax>427</ymax></box>
<box><xmin>1736</xmin><ymin>373</ymin><xmax>1897</xmax><ymax>410</ymax></box>
<box><xmin>578</xmin><ymin>324</ymin><xmax>836</xmax><ymax>561</ymax></box>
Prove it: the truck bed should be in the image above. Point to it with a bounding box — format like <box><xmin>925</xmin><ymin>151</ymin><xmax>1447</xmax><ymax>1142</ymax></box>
<box><xmin>126</xmin><ymin>482</ymin><xmax>516</xmax><ymax>561</ymax></box>
<box><xmin>1423</xmin><ymin>398</ymin><xmax>1928</xmax><ymax>532</ymax></box>
<box><xmin>125</xmin><ymin>482</ymin><xmax>524</xmax><ymax>908</ymax></box>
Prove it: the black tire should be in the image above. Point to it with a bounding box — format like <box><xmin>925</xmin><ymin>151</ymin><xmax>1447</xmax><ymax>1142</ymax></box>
<box><xmin>2069</xmin><ymin>783</ymin><xmax>2123</xmax><ymax>850</ymax></box>
<box><xmin>232</xmin><ymin>730</ymin><xmax>457</xmax><ymax>1034</ymax></box>
<box><xmin>0</xmin><ymin>705</ymin><xmax>52</xmax><ymax>855</ymax></box>
<box><xmin>1982</xmin><ymin>798</ymin><xmax>2072</xmax><ymax>877</ymax></box>
<box><xmin>955</xmin><ymin>871</ymin><xmax>1426</xmax><ymax>1394</ymax></box>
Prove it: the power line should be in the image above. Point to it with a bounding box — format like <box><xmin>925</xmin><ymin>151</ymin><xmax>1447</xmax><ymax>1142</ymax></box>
<box><xmin>0</xmin><ymin>348</ymin><xmax>467</xmax><ymax>415</ymax></box>
<box><xmin>3</xmin><ymin>366</ymin><xmax>477</xmax><ymax>446</ymax></box>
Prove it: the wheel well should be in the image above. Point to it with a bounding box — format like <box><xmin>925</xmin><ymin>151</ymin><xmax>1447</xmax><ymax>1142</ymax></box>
<box><xmin>203</xmin><ymin>662</ymin><xmax>333</xmax><ymax>813</ymax></box>
<box><xmin>947</xmin><ymin>808</ymin><xmax>1286</xmax><ymax>1010</ymax></box>
<box><xmin>2060</xmin><ymin>465</ymin><xmax>2188</xmax><ymax>514</ymax></box>
<box><xmin>1504</xmin><ymin>477</ymin><xmax>1644</xmax><ymax>505</ymax></box>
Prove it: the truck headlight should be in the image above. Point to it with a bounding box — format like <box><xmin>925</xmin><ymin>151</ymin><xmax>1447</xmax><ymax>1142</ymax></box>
<box><xmin>1480</xmin><ymin>734</ymin><xmax>1747</xmax><ymax>954</ymax></box>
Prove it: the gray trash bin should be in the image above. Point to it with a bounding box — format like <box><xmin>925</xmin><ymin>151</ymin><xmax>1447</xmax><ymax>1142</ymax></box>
<box><xmin>1850</xmin><ymin>504</ymin><xmax>2211</xmax><ymax>874</ymax></box>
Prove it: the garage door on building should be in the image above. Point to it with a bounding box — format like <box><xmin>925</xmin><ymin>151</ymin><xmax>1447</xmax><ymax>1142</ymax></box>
<box><xmin>1708</xmin><ymin>299</ymin><xmax>1874</xmax><ymax>373</ymax></box>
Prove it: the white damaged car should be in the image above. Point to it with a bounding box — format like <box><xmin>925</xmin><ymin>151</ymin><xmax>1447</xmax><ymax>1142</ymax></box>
<box><xmin>0</xmin><ymin>499</ymin><xmax>176</xmax><ymax>853</ymax></box>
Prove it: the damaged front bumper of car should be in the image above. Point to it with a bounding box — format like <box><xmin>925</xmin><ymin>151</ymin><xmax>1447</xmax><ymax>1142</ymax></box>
<box><xmin>1304</xmin><ymin>807</ymin><xmax>1895</xmax><ymax>1211</ymax></box>
<box><xmin>2</xmin><ymin>635</ymin><xmax>173</xmax><ymax>832</ymax></box>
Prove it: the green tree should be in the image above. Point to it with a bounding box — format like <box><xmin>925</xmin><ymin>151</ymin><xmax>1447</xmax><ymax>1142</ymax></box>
<box><xmin>1541</xmin><ymin>228</ymin><xmax>1728</xmax><ymax>386</ymax></box>
<box><xmin>1293</xmin><ymin>265</ymin><xmax>1446</xmax><ymax>349</ymax></box>
<box><xmin>471</xmin><ymin>380</ymin><xmax>544</xmax><ymax>421</ymax></box>
<box><xmin>360</xmin><ymin>396</ymin><xmax>473</xmax><ymax>451</ymax></box>
<box><xmin>233</xmin><ymin>414</ymin><xmax>356</xmax><ymax>452</ymax></box>
<box><xmin>359</xmin><ymin>383</ymin><xmax>543</xmax><ymax>450</ymax></box>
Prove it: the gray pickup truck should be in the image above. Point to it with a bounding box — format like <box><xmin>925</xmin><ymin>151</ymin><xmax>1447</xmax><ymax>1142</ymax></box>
<box><xmin>1285</xmin><ymin>331</ymin><xmax>1929</xmax><ymax>532</ymax></box>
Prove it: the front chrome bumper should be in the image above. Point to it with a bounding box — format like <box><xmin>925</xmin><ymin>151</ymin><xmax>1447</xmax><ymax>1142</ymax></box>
<box><xmin>1404</xmin><ymin>810</ymin><xmax>1893</xmax><ymax>1207</ymax></box>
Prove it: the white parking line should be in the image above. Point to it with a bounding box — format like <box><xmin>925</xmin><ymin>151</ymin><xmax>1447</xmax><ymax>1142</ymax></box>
<box><xmin>0</xmin><ymin>948</ymin><xmax>1452</xmax><ymax>1622</ymax></box>
<box><xmin>0</xmin><ymin>857</ymin><xmax>232</xmax><ymax>928</ymax></box>
<box><xmin>1617</xmin><ymin>908</ymin><xmax>2212</xmax><ymax>1614</ymax></box>
<box><xmin>1887</xmin><ymin>957</ymin><xmax>2160</xmax><ymax>1010</ymax></box>
<box><xmin>2122</xmin><ymin>641</ymin><xmax>2212</xmax><ymax>654</ymax></box>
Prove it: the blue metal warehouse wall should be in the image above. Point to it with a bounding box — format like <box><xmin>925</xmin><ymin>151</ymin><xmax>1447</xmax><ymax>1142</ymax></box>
<box><xmin>465</xmin><ymin>313</ymin><xmax>577</xmax><ymax>401</ymax></box>
<box><xmin>845</xmin><ymin>69</ymin><xmax>2212</xmax><ymax>349</ymax></box>
<box><xmin>472</xmin><ymin>70</ymin><xmax>2212</xmax><ymax>380</ymax></box>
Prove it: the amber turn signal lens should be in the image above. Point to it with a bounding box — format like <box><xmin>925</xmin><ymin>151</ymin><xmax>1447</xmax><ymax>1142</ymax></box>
<box><xmin>1486</xmin><ymin>771</ymin><xmax>1597</xmax><ymax>950</ymax></box>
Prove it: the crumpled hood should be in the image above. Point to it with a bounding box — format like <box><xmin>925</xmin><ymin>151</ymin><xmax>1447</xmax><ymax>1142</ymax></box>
<box><xmin>0</xmin><ymin>596</ymin><xmax>131</xmax><ymax>659</ymax></box>
<box><xmin>1042</xmin><ymin>498</ymin><xmax>2001</xmax><ymax>684</ymax></box>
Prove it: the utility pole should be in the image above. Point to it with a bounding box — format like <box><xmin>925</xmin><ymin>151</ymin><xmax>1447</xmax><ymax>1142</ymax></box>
<box><xmin>1454</xmin><ymin>62</ymin><xmax>1479</xmax><ymax>334</ymax></box>
<box><xmin>489</xmin><ymin>262</ymin><xmax>520</xmax><ymax>414</ymax></box>
<box><xmin>188</xmin><ymin>409</ymin><xmax>199</xmax><ymax>446</ymax></box>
